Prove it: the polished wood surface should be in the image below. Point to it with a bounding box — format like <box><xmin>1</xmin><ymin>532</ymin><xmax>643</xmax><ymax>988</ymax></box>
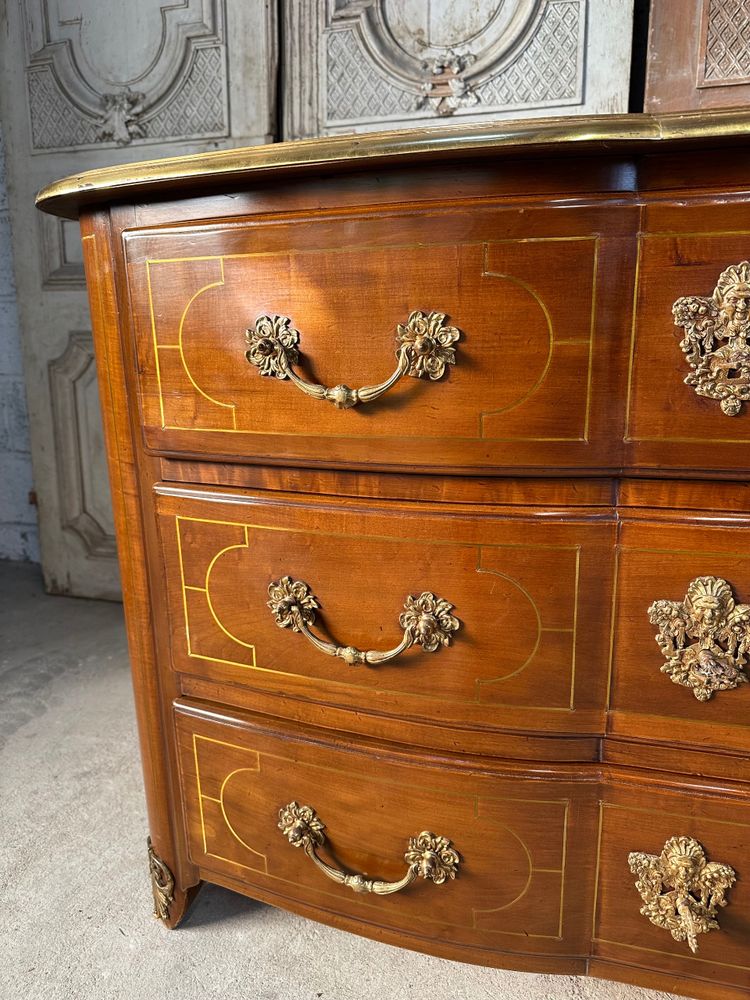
<box><xmin>175</xmin><ymin>701</ymin><xmax>599</xmax><ymax>961</ymax></box>
<box><xmin>595</xmin><ymin>776</ymin><xmax>750</xmax><ymax>995</ymax></box>
<box><xmin>126</xmin><ymin>201</ymin><xmax>634</xmax><ymax>474</ymax></box>
<box><xmin>626</xmin><ymin>223</ymin><xmax>750</xmax><ymax>474</ymax></box>
<box><xmin>611</xmin><ymin>511</ymin><xmax>750</xmax><ymax>755</ymax></box>
<box><xmin>156</xmin><ymin>484</ymin><xmax>615</xmax><ymax>737</ymax></box>
<box><xmin>59</xmin><ymin>120</ymin><xmax>750</xmax><ymax>997</ymax></box>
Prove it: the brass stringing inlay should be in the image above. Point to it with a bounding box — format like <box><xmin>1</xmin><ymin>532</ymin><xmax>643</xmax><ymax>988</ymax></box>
<box><xmin>648</xmin><ymin>575</ymin><xmax>750</xmax><ymax>701</ymax></box>
<box><xmin>673</xmin><ymin>261</ymin><xmax>750</xmax><ymax>416</ymax></box>
<box><xmin>278</xmin><ymin>800</ymin><xmax>460</xmax><ymax>896</ymax></box>
<box><xmin>245</xmin><ymin>310</ymin><xmax>460</xmax><ymax>409</ymax></box>
<box><xmin>147</xmin><ymin>836</ymin><xmax>175</xmax><ymax>922</ymax></box>
<box><xmin>628</xmin><ymin>836</ymin><xmax>736</xmax><ymax>953</ymax></box>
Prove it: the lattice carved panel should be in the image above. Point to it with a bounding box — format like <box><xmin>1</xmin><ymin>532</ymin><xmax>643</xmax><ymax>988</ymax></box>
<box><xmin>700</xmin><ymin>0</ymin><xmax>750</xmax><ymax>86</ymax></box>
<box><xmin>23</xmin><ymin>0</ymin><xmax>229</xmax><ymax>151</ymax></box>
<box><xmin>324</xmin><ymin>0</ymin><xmax>585</xmax><ymax>127</ymax></box>
<box><xmin>284</xmin><ymin>0</ymin><xmax>632</xmax><ymax>137</ymax></box>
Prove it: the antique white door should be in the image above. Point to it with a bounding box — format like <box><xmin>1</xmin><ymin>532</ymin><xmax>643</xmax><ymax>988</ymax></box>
<box><xmin>0</xmin><ymin>0</ymin><xmax>277</xmax><ymax>597</ymax></box>
<box><xmin>283</xmin><ymin>0</ymin><xmax>634</xmax><ymax>138</ymax></box>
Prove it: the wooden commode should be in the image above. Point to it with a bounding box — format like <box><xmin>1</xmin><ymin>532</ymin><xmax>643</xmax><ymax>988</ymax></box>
<box><xmin>37</xmin><ymin>112</ymin><xmax>750</xmax><ymax>1000</ymax></box>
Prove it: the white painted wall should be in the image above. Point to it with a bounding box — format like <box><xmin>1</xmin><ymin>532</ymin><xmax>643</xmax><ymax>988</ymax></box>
<box><xmin>0</xmin><ymin>125</ymin><xmax>39</xmax><ymax>562</ymax></box>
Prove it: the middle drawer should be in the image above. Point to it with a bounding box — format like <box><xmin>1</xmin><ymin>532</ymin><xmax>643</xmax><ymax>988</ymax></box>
<box><xmin>154</xmin><ymin>485</ymin><xmax>615</xmax><ymax>741</ymax></box>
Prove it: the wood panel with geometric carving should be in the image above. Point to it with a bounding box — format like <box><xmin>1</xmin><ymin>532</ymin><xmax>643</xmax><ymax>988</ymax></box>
<box><xmin>646</xmin><ymin>0</ymin><xmax>750</xmax><ymax>113</ymax></box>
<box><xmin>0</xmin><ymin>0</ymin><xmax>277</xmax><ymax>596</ymax></box>
<box><xmin>284</xmin><ymin>0</ymin><xmax>634</xmax><ymax>137</ymax></box>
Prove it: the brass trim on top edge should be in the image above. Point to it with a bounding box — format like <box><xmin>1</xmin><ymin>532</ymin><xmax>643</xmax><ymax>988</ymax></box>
<box><xmin>36</xmin><ymin>109</ymin><xmax>750</xmax><ymax>220</ymax></box>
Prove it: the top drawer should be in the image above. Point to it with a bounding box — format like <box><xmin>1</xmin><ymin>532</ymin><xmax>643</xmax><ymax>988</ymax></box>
<box><xmin>124</xmin><ymin>203</ymin><xmax>634</xmax><ymax>474</ymax></box>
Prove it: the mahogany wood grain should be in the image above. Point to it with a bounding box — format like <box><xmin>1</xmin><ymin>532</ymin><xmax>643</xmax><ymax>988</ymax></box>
<box><xmin>170</xmin><ymin>700</ymin><xmax>750</xmax><ymax>994</ymax></box>
<box><xmin>610</xmin><ymin>513</ymin><xmax>750</xmax><ymax>755</ymax></box>
<box><xmin>625</xmin><ymin>226</ymin><xmax>750</xmax><ymax>475</ymax></box>
<box><xmin>174</xmin><ymin>700</ymin><xmax>600</xmax><ymax>961</ymax></box>
<box><xmin>125</xmin><ymin>201</ymin><xmax>635</xmax><ymax>474</ymax></box>
<box><xmin>61</xmin><ymin>126</ymin><xmax>750</xmax><ymax>997</ymax></box>
<box><xmin>595</xmin><ymin>778</ymin><xmax>750</xmax><ymax>995</ymax></box>
<box><xmin>155</xmin><ymin>484</ymin><xmax>615</xmax><ymax>738</ymax></box>
<box><xmin>79</xmin><ymin>210</ymin><xmax>201</xmax><ymax>925</ymax></box>
<box><xmin>160</xmin><ymin>460</ymin><xmax>618</xmax><ymax>507</ymax></box>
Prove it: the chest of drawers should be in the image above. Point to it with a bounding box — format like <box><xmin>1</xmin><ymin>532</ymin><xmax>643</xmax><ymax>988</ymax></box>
<box><xmin>38</xmin><ymin>112</ymin><xmax>750</xmax><ymax>1000</ymax></box>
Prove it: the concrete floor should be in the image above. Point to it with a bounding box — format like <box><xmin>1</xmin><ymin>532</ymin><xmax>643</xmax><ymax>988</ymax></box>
<box><xmin>0</xmin><ymin>559</ymin><xmax>680</xmax><ymax>1000</ymax></box>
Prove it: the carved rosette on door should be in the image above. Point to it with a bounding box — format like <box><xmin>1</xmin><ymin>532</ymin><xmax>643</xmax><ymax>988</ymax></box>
<box><xmin>284</xmin><ymin>0</ymin><xmax>634</xmax><ymax>137</ymax></box>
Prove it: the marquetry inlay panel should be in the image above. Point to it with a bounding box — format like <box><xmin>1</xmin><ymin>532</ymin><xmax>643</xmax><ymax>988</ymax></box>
<box><xmin>125</xmin><ymin>209</ymin><xmax>634</xmax><ymax>472</ymax></box>
<box><xmin>175</xmin><ymin>709</ymin><xmax>597</xmax><ymax>953</ymax></box>
<box><xmin>156</xmin><ymin>488</ymin><xmax>616</xmax><ymax>734</ymax></box>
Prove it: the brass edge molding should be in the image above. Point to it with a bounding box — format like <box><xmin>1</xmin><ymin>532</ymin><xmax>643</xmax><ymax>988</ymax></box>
<box><xmin>36</xmin><ymin>109</ymin><xmax>750</xmax><ymax>220</ymax></box>
<box><xmin>278</xmin><ymin>801</ymin><xmax>459</xmax><ymax>895</ymax></box>
<box><xmin>267</xmin><ymin>576</ymin><xmax>460</xmax><ymax>666</ymax></box>
<box><xmin>628</xmin><ymin>836</ymin><xmax>736</xmax><ymax>953</ymax></box>
<box><xmin>147</xmin><ymin>836</ymin><xmax>175</xmax><ymax>922</ymax></box>
<box><xmin>673</xmin><ymin>262</ymin><xmax>750</xmax><ymax>416</ymax></box>
<box><xmin>647</xmin><ymin>576</ymin><xmax>750</xmax><ymax>701</ymax></box>
<box><xmin>246</xmin><ymin>311</ymin><xmax>460</xmax><ymax>409</ymax></box>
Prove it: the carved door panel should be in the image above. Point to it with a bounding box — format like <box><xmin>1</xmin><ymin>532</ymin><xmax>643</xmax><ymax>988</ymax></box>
<box><xmin>0</xmin><ymin>0</ymin><xmax>277</xmax><ymax>597</ymax></box>
<box><xmin>283</xmin><ymin>0</ymin><xmax>634</xmax><ymax>138</ymax></box>
<box><xmin>645</xmin><ymin>0</ymin><xmax>750</xmax><ymax>112</ymax></box>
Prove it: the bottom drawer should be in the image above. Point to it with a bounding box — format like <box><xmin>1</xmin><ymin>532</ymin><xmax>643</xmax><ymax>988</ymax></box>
<box><xmin>594</xmin><ymin>779</ymin><xmax>750</xmax><ymax>995</ymax></box>
<box><xmin>174</xmin><ymin>701</ymin><xmax>598</xmax><ymax>967</ymax></box>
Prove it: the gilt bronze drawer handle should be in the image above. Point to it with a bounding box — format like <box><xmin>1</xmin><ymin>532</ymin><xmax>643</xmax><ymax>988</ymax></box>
<box><xmin>278</xmin><ymin>801</ymin><xmax>460</xmax><ymax>895</ymax></box>
<box><xmin>673</xmin><ymin>261</ymin><xmax>750</xmax><ymax>416</ymax></box>
<box><xmin>628</xmin><ymin>836</ymin><xmax>735</xmax><ymax>954</ymax></box>
<box><xmin>647</xmin><ymin>576</ymin><xmax>750</xmax><ymax>701</ymax></box>
<box><xmin>245</xmin><ymin>310</ymin><xmax>460</xmax><ymax>409</ymax></box>
<box><xmin>267</xmin><ymin>576</ymin><xmax>459</xmax><ymax>666</ymax></box>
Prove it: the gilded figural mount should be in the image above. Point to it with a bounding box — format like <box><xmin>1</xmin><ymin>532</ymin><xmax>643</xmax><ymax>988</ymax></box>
<box><xmin>267</xmin><ymin>576</ymin><xmax>460</xmax><ymax>667</ymax></box>
<box><xmin>628</xmin><ymin>837</ymin><xmax>736</xmax><ymax>954</ymax></box>
<box><xmin>673</xmin><ymin>261</ymin><xmax>750</xmax><ymax>415</ymax></box>
<box><xmin>648</xmin><ymin>576</ymin><xmax>750</xmax><ymax>701</ymax></box>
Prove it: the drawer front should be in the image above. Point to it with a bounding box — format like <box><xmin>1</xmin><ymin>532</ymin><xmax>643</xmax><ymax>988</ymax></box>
<box><xmin>174</xmin><ymin>702</ymin><xmax>598</xmax><ymax>961</ymax></box>
<box><xmin>609</xmin><ymin>515</ymin><xmax>750</xmax><ymax>754</ymax></box>
<box><xmin>126</xmin><ymin>204</ymin><xmax>634</xmax><ymax>473</ymax></box>
<box><xmin>594</xmin><ymin>781</ymin><xmax>750</xmax><ymax>993</ymax></box>
<box><xmin>156</xmin><ymin>486</ymin><xmax>615</xmax><ymax>737</ymax></box>
<box><xmin>627</xmin><ymin>229</ymin><xmax>750</xmax><ymax>474</ymax></box>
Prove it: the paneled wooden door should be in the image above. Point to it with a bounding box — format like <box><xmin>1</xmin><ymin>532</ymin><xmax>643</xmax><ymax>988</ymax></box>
<box><xmin>283</xmin><ymin>0</ymin><xmax>634</xmax><ymax>138</ymax></box>
<box><xmin>0</xmin><ymin>0</ymin><xmax>278</xmax><ymax>597</ymax></box>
